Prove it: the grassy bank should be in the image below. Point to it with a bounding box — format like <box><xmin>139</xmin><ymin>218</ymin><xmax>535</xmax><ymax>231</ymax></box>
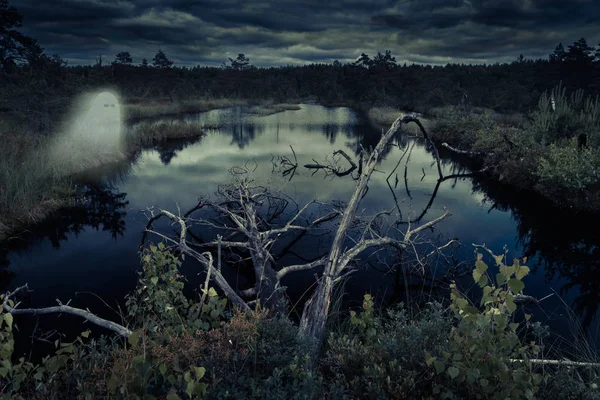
<box><xmin>126</xmin><ymin>120</ymin><xmax>208</xmax><ymax>147</ymax></box>
<box><xmin>0</xmin><ymin>134</ymin><xmax>74</xmax><ymax>241</ymax></box>
<box><xmin>244</xmin><ymin>102</ymin><xmax>302</xmax><ymax>116</ymax></box>
<box><xmin>122</xmin><ymin>98</ymin><xmax>302</xmax><ymax>121</ymax></box>
<box><xmin>0</xmin><ymin>97</ymin><xmax>306</xmax><ymax>241</ymax></box>
<box><xmin>426</xmin><ymin>86</ymin><xmax>600</xmax><ymax>211</ymax></box>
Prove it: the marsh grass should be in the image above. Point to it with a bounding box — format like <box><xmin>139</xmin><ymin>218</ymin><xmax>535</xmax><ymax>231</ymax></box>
<box><xmin>367</xmin><ymin>106</ymin><xmax>432</xmax><ymax>135</ymax></box>
<box><xmin>0</xmin><ymin>130</ymin><xmax>132</xmax><ymax>240</ymax></box>
<box><xmin>0</xmin><ymin>134</ymin><xmax>74</xmax><ymax>240</ymax></box>
<box><xmin>244</xmin><ymin>103</ymin><xmax>302</xmax><ymax>116</ymax></box>
<box><xmin>125</xmin><ymin>119</ymin><xmax>207</xmax><ymax>148</ymax></box>
<box><xmin>427</xmin><ymin>105</ymin><xmax>528</xmax><ymax>128</ymax></box>
<box><xmin>122</xmin><ymin>98</ymin><xmax>264</xmax><ymax>121</ymax></box>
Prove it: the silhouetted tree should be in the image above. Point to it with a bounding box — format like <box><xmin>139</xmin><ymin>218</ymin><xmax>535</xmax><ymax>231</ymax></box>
<box><xmin>353</xmin><ymin>53</ymin><xmax>372</xmax><ymax>68</ymax></box>
<box><xmin>0</xmin><ymin>0</ymin><xmax>43</xmax><ymax>70</ymax></box>
<box><xmin>566</xmin><ymin>37</ymin><xmax>596</xmax><ymax>64</ymax></box>
<box><xmin>372</xmin><ymin>50</ymin><xmax>396</xmax><ymax>69</ymax></box>
<box><xmin>113</xmin><ymin>51</ymin><xmax>133</xmax><ymax>64</ymax></box>
<box><xmin>140</xmin><ymin>58</ymin><xmax>148</xmax><ymax>67</ymax></box>
<box><xmin>152</xmin><ymin>49</ymin><xmax>173</xmax><ymax>68</ymax></box>
<box><xmin>226</xmin><ymin>53</ymin><xmax>252</xmax><ymax>70</ymax></box>
<box><xmin>549</xmin><ymin>43</ymin><xmax>566</xmax><ymax>62</ymax></box>
<box><xmin>332</xmin><ymin>59</ymin><xmax>342</xmax><ymax>67</ymax></box>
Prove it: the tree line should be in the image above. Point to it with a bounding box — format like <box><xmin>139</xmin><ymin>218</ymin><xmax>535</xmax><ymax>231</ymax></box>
<box><xmin>1</xmin><ymin>0</ymin><xmax>600</xmax><ymax>115</ymax></box>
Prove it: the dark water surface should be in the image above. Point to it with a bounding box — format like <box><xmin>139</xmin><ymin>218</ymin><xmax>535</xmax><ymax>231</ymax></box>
<box><xmin>2</xmin><ymin>104</ymin><xmax>600</xmax><ymax>356</ymax></box>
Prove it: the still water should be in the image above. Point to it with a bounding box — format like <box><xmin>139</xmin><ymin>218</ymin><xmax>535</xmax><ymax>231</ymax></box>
<box><xmin>2</xmin><ymin>104</ymin><xmax>600</xmax><ymax>355</ymax></box>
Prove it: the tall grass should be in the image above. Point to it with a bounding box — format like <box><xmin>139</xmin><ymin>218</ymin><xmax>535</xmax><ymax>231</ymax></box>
<box><xmin>244</xmin><ymin>103</ymin><xmax>302</xmax><ymax>116</ymax></box>
<box><xmin>0</xmin><ymin>134</ymin><xmax>73</xmax><ymax>240</ymax></box>
<box><xmin>125</xmin><ymin>120</ymin><xmax>208</xmax><ymax>148</ymax></box>
<box><xmin>123</xmin><ymin>98</ymin><xmax>263</xmax><ymax>121</ymax></box>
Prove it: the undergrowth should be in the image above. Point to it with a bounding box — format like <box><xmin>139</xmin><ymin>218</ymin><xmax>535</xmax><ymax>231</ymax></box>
<box><xmin>2</xmin><ymin>245</ymin><xmax>600</xmax><ymax>399</ymax></box>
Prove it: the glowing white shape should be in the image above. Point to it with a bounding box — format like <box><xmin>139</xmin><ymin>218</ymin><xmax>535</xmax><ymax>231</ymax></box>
<box><xmin>82</xmin><ymin>92</ymin><xmax>122</xmax><ymax>144</ymax></box>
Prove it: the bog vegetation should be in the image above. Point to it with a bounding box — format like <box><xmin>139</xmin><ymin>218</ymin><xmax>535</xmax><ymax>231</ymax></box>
<box><xmin>3</xmin><ymin>244</ymin><xmax>600</xmax><ymax>399</ymax></box>
<box><xmin>2</xmin><ymin>0</ymin><xmax>600</xmax><ymax>397</ymax></box>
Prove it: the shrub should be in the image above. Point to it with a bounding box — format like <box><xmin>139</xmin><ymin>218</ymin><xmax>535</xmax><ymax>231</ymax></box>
<box><xmin>536</xmin><ymin>139</ymin><xmax>600</xmax><ymax>199</ymax></box>
<box><xmin>430</xmin><ymin>109</ymin><xmax>496</xmax><ymax>150</ymax></box>
<box><xmin>322</xmin><ymin>294</ymin><xmax>454</xmax><ymax>399</ymax></box>
<box><xmin>426</xmin><ymin>253</ymin><xmax>543</xmax><ymax>399</ymax></box>
<box><xmin>530</xmin><ymin>83</ymin><xmax>600</xmax><ymax>146</ymax></box>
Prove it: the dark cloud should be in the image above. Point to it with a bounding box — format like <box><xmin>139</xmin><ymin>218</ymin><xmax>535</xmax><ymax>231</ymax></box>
<box><xmin>8</xmin><ymin>0</ymin><xmax>600</xmax><ymax>67</ymax></box>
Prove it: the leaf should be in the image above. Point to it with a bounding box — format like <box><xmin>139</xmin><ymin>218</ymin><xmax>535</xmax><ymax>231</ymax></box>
<box><xmin>194</xmin><ymin>366</ymin><xmax>206</xmax><ymax>380</ymax></box>
<box><xmin>447</xmin><ymin>366</ymin><xmax>460</xmax><ymax>379</ymax></box>
<box><xmin>3</xmin><ymin>314</ymin><xmax>13</xmax><ymax>330</ymax></box>
<box><xmin>151</xmin><ymin>277</ymin><xmax>159</xmax><ymax>286</ymax></box>
<box><xmin>166</xmin><ymin>393</ymin><xmax>181</xmax><ymax>400</ymax></box>
<box><xmin>128</xmin><ymin>330</ymin><xmax>140</xmax><ymax>348</ymax></box>
<box><xmin>496</xmin><ymin>272</ymin><xmax>507</xmax><ymax>286</ymax></box>
<box><xmin>81</xmin><ymin>330</ymin><xmax>91</xmax><ymax>338</ymax></box>
<box><xmin>505</xmin><ymin>295</ymin><xmax>517</xmax><ymax>313</ymax></box>
<box><xmin>508</xmin><ymin>279</ymin><xmax>525</xmax><ymax>294</ymax></box>
<box><xmin>159</xmin><ymin>364</ymin><xmax>168</xmax><ymax>376</ymax></box>
<box><xmin>477</xmin><ymin>253</ymin><xmax>483</xmax><ymax>261</ymax></box>
<box><xmin>434</xmin><ymin>360</ymin><xmax>445</xmax><ymax>374</ymax></box>
<box><xmin>208</xmin><ymin>287</ymin><xmax>218</xmax><ymax>297</ymax></box>
<box><xmin>425</xmin><ymin>352</ymin><xmax>436</xmax><ymax>366</ymax></box>
<box><xmin>108</xmin><ymin>376</ymin><xmax>118</xmax><ymax>393</ymax></box>
<box><xmin>494</xmin><ymin>254</ymin><xmax>504</xmax><ymax>266</ymax></box>
<box><xmin>158</xmin><ymin>242</ymin><xmax>165</xmax><ymax>251</ymax></box>
<box><xmin>515</xmin><ymin>266</ymin><xmax>530</xmax><ymax>280</ymax></box>
<box><xmin>477</xmin><ymin>274</ymin><xmax>488</xmax><ymax>288</ymax></box>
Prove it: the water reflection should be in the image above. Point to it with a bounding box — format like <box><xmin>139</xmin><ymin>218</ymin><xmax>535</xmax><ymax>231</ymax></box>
<box><xmin>0</xmin><ymin>184</ymin><xmax>130</xmax><ymax>292</ymax></box>
<box><xmin>2</xmin><ymin>104</ymin><xmax>600</xmax><ymax>349</ymax></box>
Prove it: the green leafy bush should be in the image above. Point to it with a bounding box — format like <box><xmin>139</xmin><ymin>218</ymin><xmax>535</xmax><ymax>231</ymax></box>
<box><xmin>322</xmin><ymin>294</ymin><xmax>454</xmax><ymax>398</ymax></box>
<box><xmin>426</xmin><ymin>253</ymin><xmax>542</xmax><ymax>399</ymax></box>
<box><xmin>536</xmin><ymin>139</ymin><xmax>600</xmax><ymax>196</ymax></box>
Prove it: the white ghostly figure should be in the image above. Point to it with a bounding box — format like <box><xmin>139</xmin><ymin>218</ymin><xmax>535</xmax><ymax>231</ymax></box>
<box><xmin>72</xmin><ymin>92</ymin><xmax>121</xmax><ymax>148</ymax></box>
<box><xmin>81</xmin><ymin>92</ymin><xmax>122</xmax><ymax>146</ymax></box>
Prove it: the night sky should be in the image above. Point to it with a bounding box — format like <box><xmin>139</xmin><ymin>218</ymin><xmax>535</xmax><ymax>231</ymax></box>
<box><xmin>10</xmin><ymin>0</ymin><xmax>600</xmax><ymax>67</ymax></box>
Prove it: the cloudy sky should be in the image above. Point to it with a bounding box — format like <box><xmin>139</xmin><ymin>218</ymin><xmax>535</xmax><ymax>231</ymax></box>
<box><xmin>10</xmin><ymin>0</ymin><xmax>600</xmax><ymax>68</ymax></box>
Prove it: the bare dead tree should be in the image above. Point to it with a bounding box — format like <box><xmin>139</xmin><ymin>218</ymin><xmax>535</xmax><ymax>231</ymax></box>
<box><xmin>143</xmin><ymin>171</ymin><xmax>343</xmax><ymax>314</ymax></box>
<box><xmin>297</xmin><ymin>115</ymin><xmax>453</xmax><ymax>363</ymax></box>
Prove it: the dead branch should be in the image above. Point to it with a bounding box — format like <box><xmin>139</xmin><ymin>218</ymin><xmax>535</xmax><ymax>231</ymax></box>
<box><xmin>3</xmin><ymin>284</ymin><xmax>132</xmax><ymax>337</ymax></box>
<box><xmin>277</xmin><ymin>257</ymin><xmax>327</xmax><ymax>280</ymax></box>
<box><xmin>304</xmin><ymin>149</ymin><xmax>358</xmax><ymax>178</ymax></box>
<box><xmin>298</xmin><ymin>115</ymin><xmax>452</xmax><ymax>364</ymax></box>
<box><xmin>442</xmin><ymin>142</ymin><xmax>490</xmax><ymax>157</ymax></box>
<box><xmin>509</xmin><ymin>359</ymin><xmax>600</xmax><ymax>367</ymax></box>
<box><xmin>145</xmin><ymin>209</ymin><xmax>250</xmax><ymax>311</ymax></box>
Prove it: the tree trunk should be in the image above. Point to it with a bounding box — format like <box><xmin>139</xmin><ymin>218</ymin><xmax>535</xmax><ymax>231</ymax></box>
<box><xmin>297</xmin><ymin>116</ymin><xmax>408</xmax><ymax>363</ymax></box>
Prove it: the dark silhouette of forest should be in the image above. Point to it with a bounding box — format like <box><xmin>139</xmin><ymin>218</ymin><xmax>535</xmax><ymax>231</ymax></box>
<box><xmin>1</xmin><ymin>0</ymin><xmax>600</xmax><ymax>127</ymax></box>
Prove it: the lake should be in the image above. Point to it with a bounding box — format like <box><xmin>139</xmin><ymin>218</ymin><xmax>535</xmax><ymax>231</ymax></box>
<box><xmin>2</xmin><ymin>104</ymin><xmax>600</xmax><ymax>357</ymax></box>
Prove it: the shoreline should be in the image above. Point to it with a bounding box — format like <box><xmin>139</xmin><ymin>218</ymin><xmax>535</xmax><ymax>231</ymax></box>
<box><xmin>2</xmin><ymin>99</ymin><xmax>599</xmax><ymax>242</ymax></box>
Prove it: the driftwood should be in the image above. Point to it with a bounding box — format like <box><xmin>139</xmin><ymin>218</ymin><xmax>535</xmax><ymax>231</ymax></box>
<box><xmin>3</xmin><ymin>284</ymin><xmax>132</xmax><ymax>337</ymax></box>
